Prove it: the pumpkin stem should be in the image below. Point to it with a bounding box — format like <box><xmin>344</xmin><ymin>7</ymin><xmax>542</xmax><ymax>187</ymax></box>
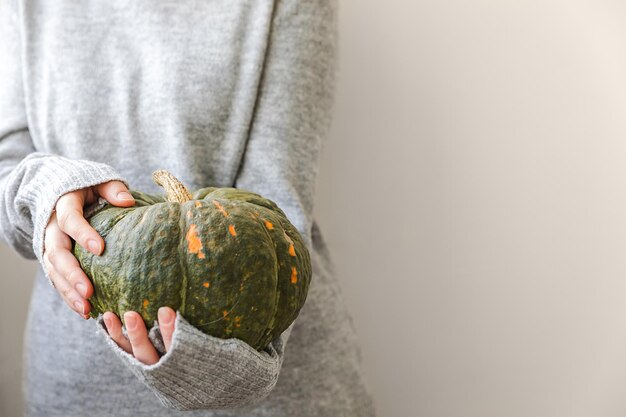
<box><xmin>152</xmin><ymin>170</ymin><xmax>193</xmax><ymax>203</ymax></box>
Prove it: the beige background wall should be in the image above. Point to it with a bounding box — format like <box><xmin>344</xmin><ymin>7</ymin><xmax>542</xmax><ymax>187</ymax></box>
<box><xmin>4</xmin><ymin>0</ymin><xmax>626</xmax><ymax>416</ymax></box>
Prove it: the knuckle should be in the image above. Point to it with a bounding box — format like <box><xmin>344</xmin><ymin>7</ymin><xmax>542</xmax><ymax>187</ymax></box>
<box><xmin>45</xmin><ymin>265</ymin><xmax>56</xmax><ymax>282</ymax></box>
<box><xmin>99</xmin><ymin>180</ymin><xmax>120</xmax><ymax>191</ymax></box>
<box><xmin>46</xmin><ymin>249</ymin><xmax>58</xmax><ymax>264</ymax></box>
<box><xmin>117</xmin><ymin>335</ymin><xmax>130</xmax><ymax>348</ymax></box>
<box><xmin>66</xmin><ymin>268</ymin><xmax>83</xmax><ymax>283</ymax></box>
<box><xmin>73</xmin><ymin>229</ymin><xmax>91</xmax><ymax>245</ymax></box>
<box><xmin>44</xmin><ymin>223</ymin><xmax>60</xmax><ymax>245</ymax></box>
<box><xmin>44</xmin><ymin>259</ymin><xmax>56</xmax><ymax>276</ymax></box>
<box><xmin>64</xmin><ymin>299</ymin><xmax>80</xmax><ymax>314</ymax></box>
<box><xmin>110</xmin><ymin>335</ymin><xmax>122</xmax><ymax>346</ymax></box>
<box><xmin>56</xmin><ymin>211</ymin><xmax>74</xmax><ymax>231</ymax></box>
<box><xmin>132</xmin><ymin>339</ymin><xmax>149</xmax><ymax>351</ymax></box>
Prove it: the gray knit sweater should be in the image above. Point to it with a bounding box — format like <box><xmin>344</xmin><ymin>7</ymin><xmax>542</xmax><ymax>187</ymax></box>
<box><xmin>0</xmin><ymin>0</ymin><xmax>376</xmax><ymax>415</ymax></box>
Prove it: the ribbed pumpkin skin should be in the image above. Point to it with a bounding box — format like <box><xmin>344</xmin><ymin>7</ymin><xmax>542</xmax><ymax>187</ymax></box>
<box><xmin>73</xmin><ymin>187</ymin><xmax>311</xmax><ymax>351</ymax></box>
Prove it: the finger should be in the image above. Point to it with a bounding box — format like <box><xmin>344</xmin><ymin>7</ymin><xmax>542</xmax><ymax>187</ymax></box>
<box><xmin>95</xmin><ymin>181</ymin><xmax>135</xmax><ymax>207</ymax></box>
<box><xmin>44</xmin><ymin>211</ymin><xmax>69</xmax><ymax>253</ymax></box>
<box><xmin>44</xmin><ymin>214</ymin><xmax>91</xmax><ymax>317</ymax></box>
<box><xmin>158</xmin><ymin>307</ymin><xmax>176</xmax><ymax>352</ymax></box>
<box><xmin>45</xmin><ymin>264</ymin><xmax>90</xmax><ymax>318</ymax></box>
<box><xmin>44</xmin><ymin>211</ymin><xmax>70</xmax><ymax>267</ymax></box>
<box><xmin>56</xmin><ymin>192</ymin><xmax>104</xmax><ymax>256</ymax></box>
<box><xmin>49</xmin><ymin>248</ymin><xmax>94</xmax><ymax>299</ymax></box>
<box><xmin>124</xmin><ymin>312</ymin><xmax>159</xmax><ymax>365</ymax></box>
<box><xmin>44</xmin><ymin>222</ymin><xmax>93</xmax><ymax>298</ymax></box>
<box><xmin>103</xmin><ymin>312</ymin><xmax>132</xmax><ymax>354</ymax></box>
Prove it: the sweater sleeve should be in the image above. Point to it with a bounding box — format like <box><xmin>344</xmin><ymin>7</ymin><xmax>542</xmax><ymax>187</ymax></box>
<box><xmin>98</xmin><ymin>0</ymin><xmax>338</xmax><ymax>410</ymax></box>
<box><xmin>0</xmin><ymin>0</ymin><xmax>127</xmax><ymax>264</ymax></box>
<box><xmin>233</xmin><ymin>0</ymin><xmax>338</xmax><ymax>249</ymax></box>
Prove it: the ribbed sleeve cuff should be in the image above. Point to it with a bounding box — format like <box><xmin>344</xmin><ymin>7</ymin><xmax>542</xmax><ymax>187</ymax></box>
<box><xmin>15</xmin><ymin>153</ymin><xmax>127</xmax><ymax>266</ymax></box>
<box><xmin>95</xmin><ymin>312</ymin><xmax>288</xmax><ymax>410</ymax></box>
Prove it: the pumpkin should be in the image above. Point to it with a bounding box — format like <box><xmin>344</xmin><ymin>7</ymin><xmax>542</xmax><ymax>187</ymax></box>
<box><xmin>73</xmin><ymin>170</ymin><xmax>311</xmax><ymax>350</ymax></box>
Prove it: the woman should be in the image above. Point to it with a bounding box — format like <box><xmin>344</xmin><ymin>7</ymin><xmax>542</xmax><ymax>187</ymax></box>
<box><xmin>0</xmin><ymin>0</ymin><xmax>376</xmax><ymax>415</ymax></box>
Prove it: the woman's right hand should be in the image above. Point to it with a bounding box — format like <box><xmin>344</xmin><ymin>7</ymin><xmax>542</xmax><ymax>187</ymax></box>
<box><xmin>43</xmin><ymin>181</ymin><xmax>136</xmax><ymax>318</ymax></box>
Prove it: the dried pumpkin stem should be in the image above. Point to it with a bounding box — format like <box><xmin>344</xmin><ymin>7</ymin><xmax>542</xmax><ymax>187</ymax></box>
<box><xmin>152</xmin><ymin>170</ymin><xmax>193</xmax><ymax>203</ymax></box>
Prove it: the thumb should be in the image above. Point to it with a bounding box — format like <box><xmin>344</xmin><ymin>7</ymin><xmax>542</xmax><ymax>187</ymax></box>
<box><xmin>95</xmin><ymin>180</ymin><xmax>136</xmax><ymax>207</ymax></box>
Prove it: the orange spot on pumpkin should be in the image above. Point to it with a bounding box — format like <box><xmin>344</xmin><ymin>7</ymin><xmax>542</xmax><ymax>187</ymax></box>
<box><xmin>195</xmin><ymin>201</ymin><xmax>202</xmax><ymax>208</ymax></box>
<box><xmin>264</xmin><ymin>221</ymin><xmax>274</xmax><ymax>230</ymax></box>
<box><xmin>223</xmin><ymin>310</ymin><xmax>230</xmax><ymax>320</ymax></box>
<box><xmin>291</xmin><ymin>267</ymin><xmax>298</xmax><ymax>284</ymax></box>
<box><xmin>143</xmin><ymin>299</ymin><xmax>149</xmax><ymax>309</ymax></box>
<box><xmin>212</xmin><ymin>200</ymin><xmax>229</xmax><ymax>217</ymax></box>
<box><xmin>186</xmin><ymin>224</ymin><xmax>206</xmax><ymax>259</ymax></box>
<box><xmin>288</xmin><ymin>244</ymin><xmax>296</xmax><ymax>257</ymax></box>
<box><xmin>202</xmin><ymin>282</ymin><xmax>210</xmax><ymax>288</ymax></box>
<box><xmin>229</xmin><ymin>224</ymin><xmax>237</xmax><ymax>237</ymax></box>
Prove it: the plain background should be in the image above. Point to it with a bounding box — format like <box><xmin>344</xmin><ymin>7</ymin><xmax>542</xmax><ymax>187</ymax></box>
<box><xmin>4</xmin><ymin>0</ymin><xmax>626</xmax><ymax>416</ymax></box>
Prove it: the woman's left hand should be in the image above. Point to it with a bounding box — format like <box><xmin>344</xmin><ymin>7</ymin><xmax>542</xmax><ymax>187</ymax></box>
<box><xmin>103</xmin><ymin>306</ymin><xmax>176</xmax><ymax>365</ymax></box>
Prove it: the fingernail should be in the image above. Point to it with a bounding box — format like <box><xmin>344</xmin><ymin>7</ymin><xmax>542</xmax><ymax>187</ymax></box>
<box><xmin>103</xmin><ymin>315</ymin><xmax>111</xmax><ymax>329</ymax></box>
<box><xmin>73</xmin><ymin>300</ymin><xmax>85</xmax><ymax>315</ymax></box>
<box><xmin>75</xmin><ymin>282</ymin><xmax>87</xmax><ymax>298</ymax></box>
<box><xmin>125</xmin><ymin>314</ymin><xmax>137</xmax><ymax>330</ymax></box>
<box><xmin>117</xmin><ymin>191</ymin><xmax>134</xmax><ymax>201</ymax></box>
<box><xmin>158</xmin><ymin>308</ymin><xmax>174</xmax><ymax>324</ymax></box>
<box><xmin>87</xmin><ymin>239</ymin><xmax>101</xmax><ymax>255</ymax></box>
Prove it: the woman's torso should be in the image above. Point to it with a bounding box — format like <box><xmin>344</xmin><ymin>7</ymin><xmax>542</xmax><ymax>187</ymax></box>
<box><xmin>25</xmin><ymin>0</ymin><xmax>271</xmax><ymax>191</ymax></box>
<box><xmin>19</xmin><ymin>1</ymin><xmax>375</xmax><ymax>415</ymax></box>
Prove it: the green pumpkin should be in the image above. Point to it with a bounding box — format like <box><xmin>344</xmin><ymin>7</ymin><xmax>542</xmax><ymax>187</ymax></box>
<box><xmin>73</xmin><ymin>170</ymin><xmax>311</xmax><ymax>350</ymax></box>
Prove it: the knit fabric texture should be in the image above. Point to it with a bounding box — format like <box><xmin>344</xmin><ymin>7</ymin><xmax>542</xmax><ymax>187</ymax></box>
<box><xmin>0</xmin><ymin>0</ymin><xmax>376</xmax><ymax>415</ymax></box>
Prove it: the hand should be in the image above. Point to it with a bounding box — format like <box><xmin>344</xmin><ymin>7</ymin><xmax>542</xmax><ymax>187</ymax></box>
<box><xmin>43</xmin><ymin>181</ymin><xmax>135</xmax><ymax>318</ymax></box>
<box><xmin>103</xmin><ymin>307</ymin><xmax>176</xmax><ymax>365</ymax></box>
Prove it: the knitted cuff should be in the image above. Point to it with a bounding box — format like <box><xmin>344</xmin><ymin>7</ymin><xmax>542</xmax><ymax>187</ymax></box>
<box><xmin>13</xmin><ymin>153</ymin><xmax>127</xmax><ymax>277</ymax></box>
<box><xmin>95</xmin><ymin>312</ymin><xmax>287</xmax><ymax>410</ymax></box>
